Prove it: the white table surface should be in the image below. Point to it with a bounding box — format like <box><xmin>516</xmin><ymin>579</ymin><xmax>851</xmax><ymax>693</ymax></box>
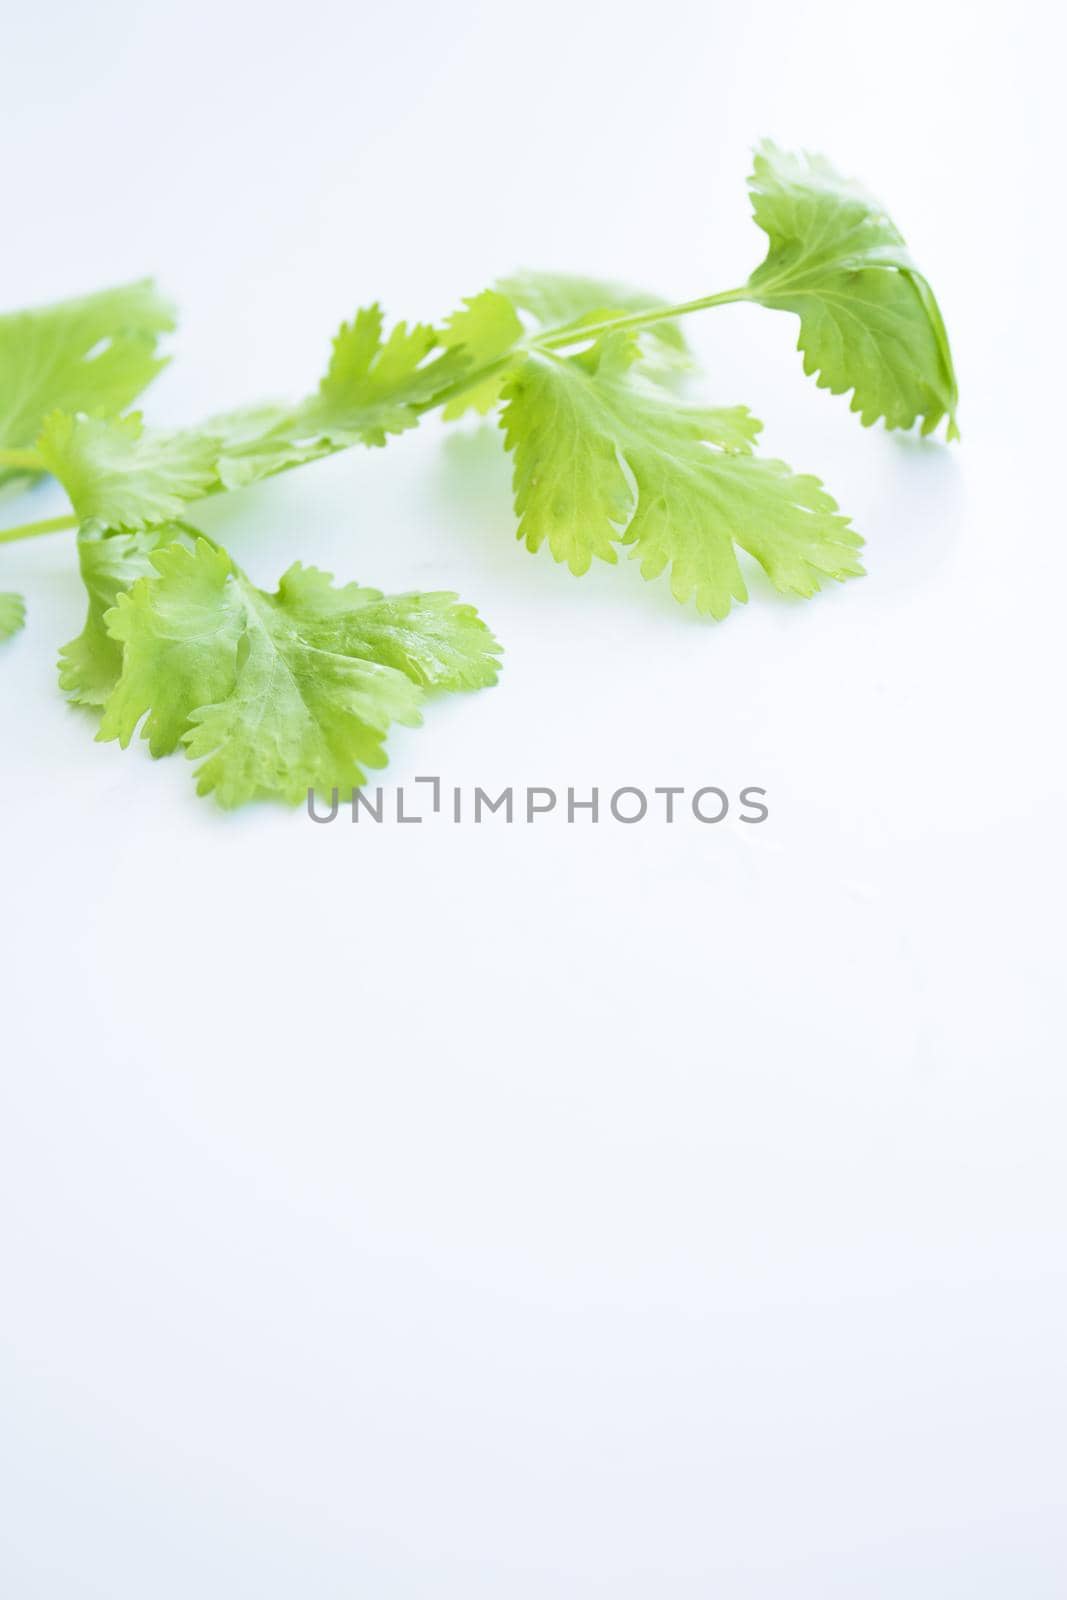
<box><xmin>2</xmin><ymin>1</ymin><xmax>1064</xmax><ymax>1592</ymax></box>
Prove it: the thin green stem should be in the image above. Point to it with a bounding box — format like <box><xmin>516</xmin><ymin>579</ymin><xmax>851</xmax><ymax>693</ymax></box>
<box><xmin>0</xmin><ymin>512</ymin><xmax>78</xmax><ymax>545</ymax></box>
<box><xmin>173</xmin><ymin>518</ymin><xmax>220</xmax><ymax>552</ymax></box>
<box><xmin>0</xmin><ymin>446</ymin><xmax>45</xmax><ymax>472</ymax></box>
<box><xmin>419</xmin><ymin>286</ymin><xmax>752</xmax><ymax>419</ymax></box>
<box><xmin>536</xmin><ymin>286</ymin><xmax>751</xmax><ymax>350</ymax></box>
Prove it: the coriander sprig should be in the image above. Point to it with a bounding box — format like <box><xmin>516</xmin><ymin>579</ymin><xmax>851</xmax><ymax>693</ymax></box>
<box><xmin>0</xmin><ymin>140</ymin><xmax>957</xmax><ymax>806</ymax></box>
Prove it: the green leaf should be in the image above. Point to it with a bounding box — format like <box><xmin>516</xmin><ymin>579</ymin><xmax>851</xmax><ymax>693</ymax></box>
<box><xmin>438</xmin><ymin>290</ymin><xmax>525</xmax><ymax>420</ymax></box>
<box><xmin>36</xmin><ymin>305</ymin><xmax>472</xmax><ymax>529</ymax></box>
<box><xmin>0</xmin><ymin>592</ymin><xmax>26</xmax><ymax>640</ymax></box>
<box><xmin>745</xmin><ymin>141</ymin><xmax>958</xmax><ymax>438</ymax></box>
<box><xmin>0</xmin><ymin>281</ymin><xmax>173</xmax><ymax>490</ymax></box>
<box><xmin>99</xmin><ymin>539</ymin><xmax>501</xmax><ymax>807</ymax></box>
<box><xmin>38</xmin><ymin>412</ymin><xmax>218</xmax><ymax>530</ymax></box>
<box><xmin>58</xmin><ymin>520</ymin><xmax>179</xmax><ymax>705</ymax></box>
<box><xmin>201</xmin><ymin>403</ymin><xmax>333</xmax><ymax>490</ymax></box>
<box><xmin>273</xmin><ymin>564</ymin><xmax>504</xmax><ymax>691</ymax></box>
<box><xmin>302</xmin><ymin>304</ymin><xmax>469</xmax><ymax>446</ymax></box>
<box><xmin>501</xmin><ymin>335</ymin><xmax>861</xmax><ymax>617</ymax></box>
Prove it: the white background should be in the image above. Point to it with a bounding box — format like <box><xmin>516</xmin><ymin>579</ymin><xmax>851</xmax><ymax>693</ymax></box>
<box><xmin>1</xmin><ymin>1</ymin><xmax>1064</xmax><ymax>1592</ymax></box>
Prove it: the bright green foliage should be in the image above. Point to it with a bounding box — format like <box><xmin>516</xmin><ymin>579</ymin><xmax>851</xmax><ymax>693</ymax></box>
<box><xmin>439</xmin><ymin>291</ymin><xmax>525</xmax><ymax>419</ymax></box>
<box><xmin>745</xmin><ymin>141</ymin><xmax>958</xmax><ymax>437</ymax></box>
<box><xmin>101</xmin><ymin>541</ymin><xmax>248</xmax><ymax>758</ymax></box>
<box><xmin>198</xmin><ymin>309</ymin><xmax>468</xmax><ymax>479</ymax></box>
<box><xmin>0</xmin><ymin>142</ymin><xmax>959</xmax><ymax>809</ymax></box>
<box><xmin>502</xmin><ymin>342</ymin><xmax>637</xmax><ymax>574</ymax></box>
<box><xmin>436</xmin><ymin>275</ymin><xmax>693</xmax><ymax>422</ymax></box>
<box><xmin>0</xmin><ymin>281</ymin><xmax>173</xmax><ymax>502</ymax></box>
<box><xmin>99</xmin><ymin>540</ymin><xmax>501</xmax><ymax>807</ymax></box>
<box><xmin>270</xmin><ymin>564</ymin><xmax>504</xmax><ymax>691</ymax></box>
<box><xmin>171</xmin><ymin>308</ymin><xmax>470</xmax><ymax>492</ymax></box>
<box><xmin>38</xmin><ymin>413</ymin><xmax>218</xmax><ymax>530</ymax></box>
<box><xmin>36</xmin><ymin>305</ymin><xmax>471</xmax><ymax>529</ymax></box>
<box><xmin>58</xmin><ymin>520</ymin><xmax>178</xmax><ymax>704</ymax></box>
<box><xmin>41</xmin><ymin>404</ymin><xmax>327</xmax><ymax>528</ymax></box>
<box><xmin>502</xmin><ymin>335</ymin><xmax>858</xmax><ymax>616</ymax></box>
<box><xmin>0</xmin><ymin>592</ymin><xmax>25</xmax><ymax>640</ymax></box>
<box><xmin>203</xmin><ymin>404</ymin><xmax>332</xmax><ymax>490</ymax></box>
<box><xmin>303</xmin><ymin>304</ymin><xmax>468</xmax><ymax>446</ymax></box>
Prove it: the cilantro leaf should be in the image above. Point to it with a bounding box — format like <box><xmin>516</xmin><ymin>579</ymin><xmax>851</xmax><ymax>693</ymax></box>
<box><xmin>272</xmin><ymin>564</ymin><xmax>504</xmax><ymax>691</ymax></box>
<box><xmin>0</xmin><ymin>592</ymin><xmax>25</xmax><ymax>640</ymax></box>
<box><xmin>35</xmin><ymin>306</ymin><xmax>470</xmax><ymax>529</ymax></box>
<box><xmin>38</xmin><ymin>404</ymin><xmax>328</xmax><ymax>525</ymax></box>
<box><xmin>501</xmin><ymin>335</ymin><xmax>860</xmax><ymax>616</ymax></box>
<box><xmin>0</xmin><ymin>139</ymin><xmax>955</xmax><ymax>803</ymax></box>
<box><xmin>301</xmin><ymin>304</ymin><xmax>468</xmax><ymax>446</ymax></box>
<box><xmin>438</xmin><ymin>291</ymin><xmax>525</xmax><ymax>420</ymax></box>
<box><xmin>745</xmin><ymin>141</ymin><xmax>958</xmax><ymax>437</ymax></box>
<box><xmin>58</xmin><ymin>520</ymin><xmax>179</xmax><ymax>704</ymax></box>
<box><xmin>202</xmin><ymin>404</ymin><xmax>333</xmax><ymax>490</ymax></box>
<box><xmin>38</xmin><ymin>412</ymin><xmax>218</xmax><ymax>530</ymax></box>
<box><xmin>202</xmin><ymin>307</ymin><xmax>470</xmax><ymax>479</ymax></box>
<box><xmin>99</xmin><ymin>539</ymin><xmax>501</xmax><ymax>807</ymax></box>
<box><xmin>0</xmin><ymin>281</ymin><xmax>173</xmax><ymax>488</ymax></box>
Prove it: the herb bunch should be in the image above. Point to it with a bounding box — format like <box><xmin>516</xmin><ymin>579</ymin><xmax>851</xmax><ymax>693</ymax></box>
<box><xmin>0</xmin><ymin>141</ymin><xmax>957</xmax><ymax>808</ymax></box>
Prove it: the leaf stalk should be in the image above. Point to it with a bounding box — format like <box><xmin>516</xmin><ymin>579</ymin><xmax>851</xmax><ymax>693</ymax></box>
<box><xmin>421</xmin><ymin>285</ymin><xmax>752</xmax><ymax>418</ymax></box>
<box><xmin>0</xmin><ymin>513</ymin><xmax>79</xmax><ymax>545</ymax></box>
<box><xmin>536</xmin><ymin>286</ymin><xmax>751</xmax><ymax>349</ymax></box>
<box><xmin>0</xmin><ymin>447</ymin><xmax>45</xmax><ymax>472</ymax></box>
